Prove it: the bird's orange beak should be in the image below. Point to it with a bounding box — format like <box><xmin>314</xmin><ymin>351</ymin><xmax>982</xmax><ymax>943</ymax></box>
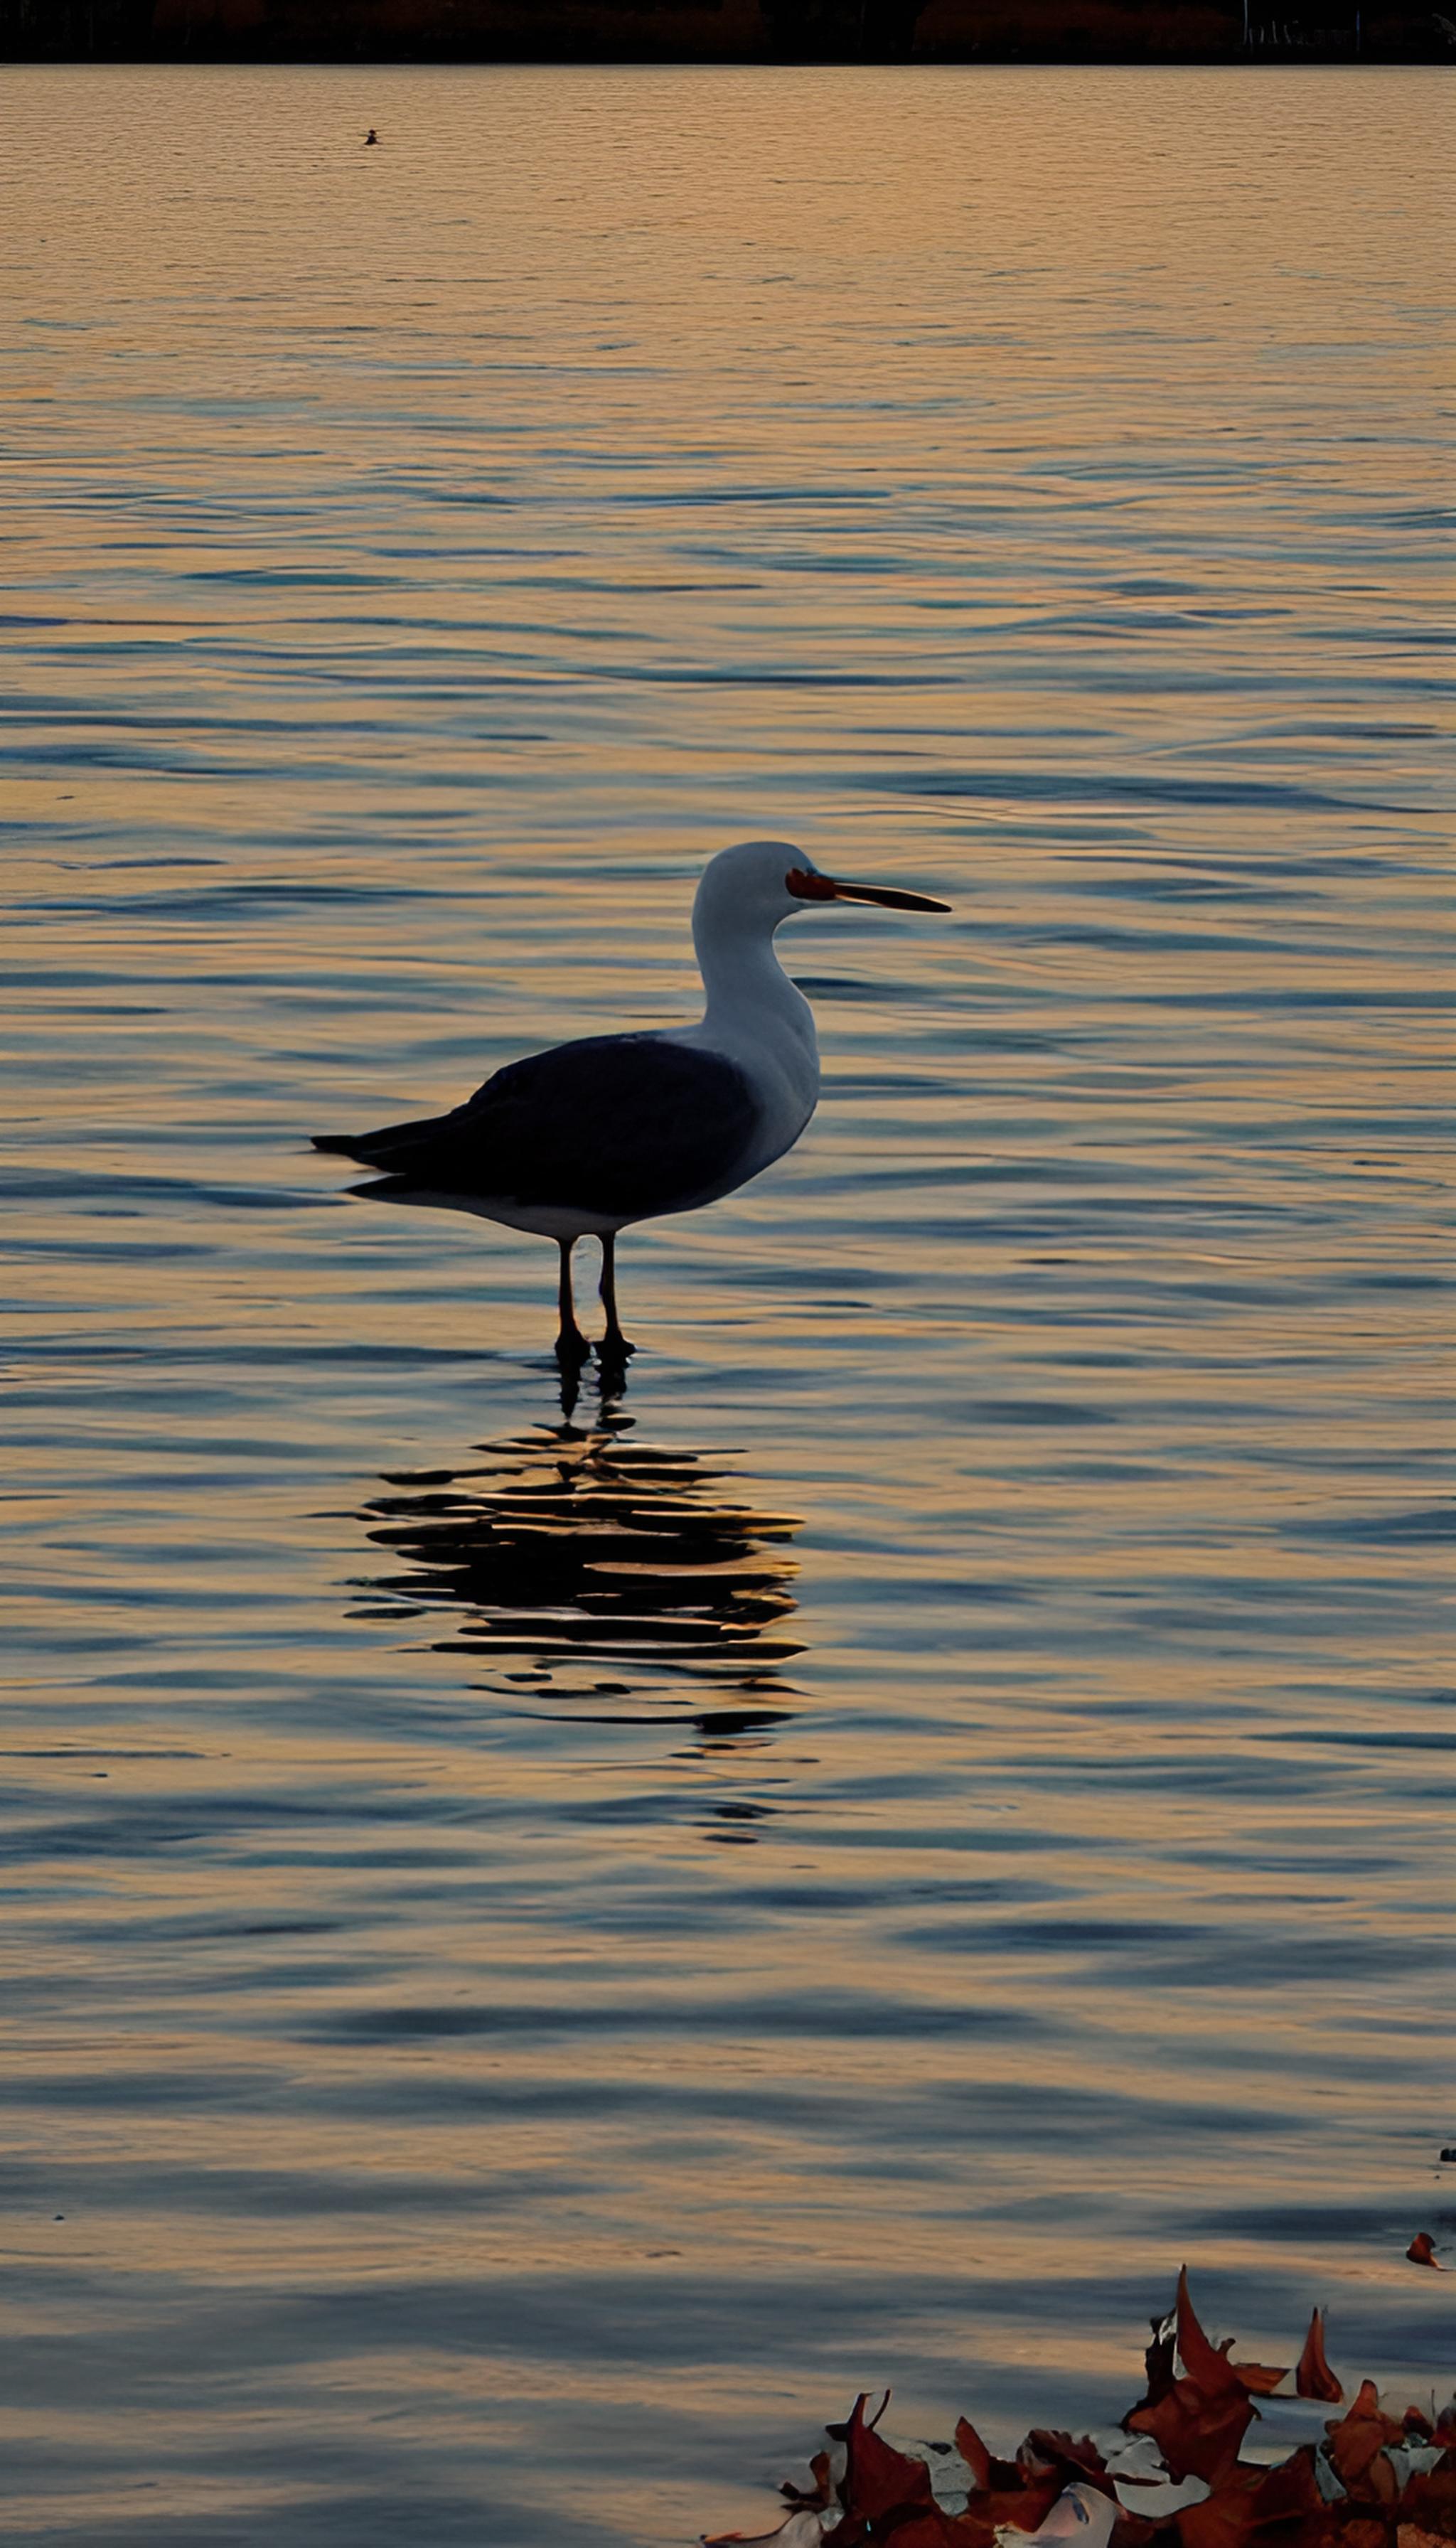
<box><xmin>786</xmin><ymin>867</ymin><xmax>951</xmax><ymax>914</ymax></box>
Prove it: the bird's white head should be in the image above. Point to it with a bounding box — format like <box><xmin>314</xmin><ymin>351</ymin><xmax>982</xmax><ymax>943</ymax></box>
<box><xmin>692</xmin><ymin>840</ymin><xmax>950</xmax><ymax>947</ymax></box>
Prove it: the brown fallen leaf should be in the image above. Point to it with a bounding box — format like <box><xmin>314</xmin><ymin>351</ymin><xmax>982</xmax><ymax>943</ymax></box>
<box><xmin>1228</xmin><ymin>2361</ymin><xmax>1288</xmax><ymax>2399</ymax></box>
<box><xmin>1126</xmin><ymin>2376</ymin><xmax>1255</xmax><ymax>2487</ymax></box>
<box><xmin>855</xmin><ymin>2517</ymin><xmax>951</xmax><ymax>2548</ymax></box>
<box><xmin>1175</xmin><ymin>2451</ymin><xmax>1324</xmax><ymax>2548</ymax></box>
<box><xmin>841</xmin><ymin>2390</ymin><xmax>941</xmax><ymax>2527</ymax></box>
<box><xmin>1369</xmin><ymin>2453</ymin><xmax>1403</xmax><ymax>2506</ymax></box>
<box><xmin>955</xmin><ymin>2416</ymin><xmax>992</xmax><ymax>2494</ymax></box>
<box><xmin>1172</xmin><ymin>2456</ymin><xmax>1326</xmax><ymax>2548</ymax></box>
<box><xmin>973</xmin><ymin>2482</ymin><xmax>1065</xmax><ymax>2537</ymax></box>
<box><xmin>1404</xmin><ymin>2459</ymin><xmax>1456</xmax><ymax>2527</ymax></box>
<box><xmin>709</xmin><ymin>2296</ymin><xmax>1455</xmax><ymax>2548</ymax></box>
<box><xmin>832</xmin><ymin>2392</ymin><xmax>972</xmax><ymax>2547</ymax></box>
<box><xmin>1174</xmin><ymin>2267</ymin><xmax>1246</xmax><ymax>2401</ymax></box>
<box><xmin>1325</xmin><ymin>2380</ymin><xmax>1407</xmax><ymax>2495</ymax></box>
<box><xmin>1140</xmin><ymin>2309</ymin><xmax>1179</xmax><ymax>2414</ymax></box>
<box><xmin>1175</xmin><ymin>2466</ymin><xmax>1263</xmax><ymax>2548</ymax></box>
<box><xmin>1295</xmin><ymin>2308</ymin><xmax>1343</xmax><ymax>2405</ymax></box>
<box><xmin>936</xmin><ymin>2471</ymin><xmax>1066</xmax><ymax>2548</ymax></box>
<box><xmin>1108</xmin><ymin>2511</ymin><xmax>1165</xmax><ymax>2548</ymax></box>
<box><xmin>1168</xmin><ymin>2266</ymin><xmax>1290</xmax><ymax>2399</ymax></box>
<box><xmin>1406</xmin><ymin>2233</ymin><xmax>1443</xmax><ymax>2269</ymax></box>
<box><xmin>779</xmin><ymin>2451</ymin><xmax>837</xmax><ymax>2512</ymax></box>
<box><xmin>1246</xmin><ymin>2446</ymin><xmax>1325</xmax><ymax>2530</ymax></box>
<box><xmin>705</xmin><ymin>2511</ymin><xmax>836</xmax><ymax>2547</ymax></box>
<box><xmin>1024</xmin><ymin>2431</ymin><xmax>1115</xmax><ymax>2500</ymax></box>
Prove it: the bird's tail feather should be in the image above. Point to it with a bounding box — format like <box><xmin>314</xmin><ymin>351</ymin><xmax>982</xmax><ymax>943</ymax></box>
<box><xmin>312</xmin><ymin>1115</ymin><xmax>449</xmax><ymax>1172</ymax></box>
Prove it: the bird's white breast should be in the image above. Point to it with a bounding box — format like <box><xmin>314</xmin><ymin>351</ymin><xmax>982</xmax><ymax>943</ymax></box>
<box><xmin>675</xmin><ymin>1000</ymin><xmax>820</xmax><ymax>1184</ymax></box>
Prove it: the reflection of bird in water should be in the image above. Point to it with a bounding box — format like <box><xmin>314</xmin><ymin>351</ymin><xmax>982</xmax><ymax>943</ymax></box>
<box><xmin>352</xmin><ymin>1401</ymin><xmax>805</xmax><ymax>1776</ymax></box>
<box><xmin>311</xmin><ymin>839</ymin><xmax>948</xmax><ymax>1374</ymax></box>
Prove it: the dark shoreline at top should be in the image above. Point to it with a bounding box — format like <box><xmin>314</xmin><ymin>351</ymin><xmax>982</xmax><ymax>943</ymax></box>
<box><xmin>4</xmin><ymin>0</ymin><xmax>1450</xmax><ymax>65</ymax></box>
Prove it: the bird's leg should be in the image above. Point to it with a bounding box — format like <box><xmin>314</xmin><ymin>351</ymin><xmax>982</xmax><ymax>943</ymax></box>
<box><xmin>555</xmin><ymin>1239</ymin><xmax>590</xmax><ymax>1370</ymax></box>
<box><xmin>598</xmin><ymin>1233</ymin><xmax>635</xmax><ymax>1361</ymax></box>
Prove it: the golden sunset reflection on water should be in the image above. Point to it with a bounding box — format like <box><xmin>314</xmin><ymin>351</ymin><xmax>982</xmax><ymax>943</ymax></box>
<box><xmin>2</xmin><ymin>59</ymin><xmax>1452</xmax><ymax>2548</ymax></box>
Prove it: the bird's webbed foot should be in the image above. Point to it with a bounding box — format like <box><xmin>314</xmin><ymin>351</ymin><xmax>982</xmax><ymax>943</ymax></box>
<box><xmin>595</xmin><ymin>1334</ymin><xmax>633</xmax><ymax>1401</ymax></box>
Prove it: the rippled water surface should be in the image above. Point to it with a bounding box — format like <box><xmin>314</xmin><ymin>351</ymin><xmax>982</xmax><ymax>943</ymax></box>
<box><xmin>3</xmin><ymin>63</ymin><xmax>1452</xmax><ymax>2547</ymax></box>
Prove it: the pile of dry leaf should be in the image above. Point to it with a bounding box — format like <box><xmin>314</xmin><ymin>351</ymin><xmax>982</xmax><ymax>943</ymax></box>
<box><xmin>705</xmin><ymin>2270</ymin><xmax>1455</xmax><ymax>2548</ymax></box>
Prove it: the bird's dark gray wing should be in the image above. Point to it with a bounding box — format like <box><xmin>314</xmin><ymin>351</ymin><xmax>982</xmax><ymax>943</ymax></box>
<box><xmin>313</xmin><ymin>1033</ymin><xmax>761</xmax><ymax>1220</ymax></box>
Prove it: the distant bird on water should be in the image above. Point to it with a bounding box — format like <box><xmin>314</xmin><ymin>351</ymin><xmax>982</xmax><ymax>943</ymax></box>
<box><xmin>312</xmin><ymin>840</ymin><xmax>950</xmax><ymax>1369</ymax></box>
<box><xmin>364</xmin><ymin>127</ymin><xmax>378</xmax><ymax>145</ymax></box>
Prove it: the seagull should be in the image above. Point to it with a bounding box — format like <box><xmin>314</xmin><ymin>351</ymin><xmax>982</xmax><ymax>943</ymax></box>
<box><xmin>312</xmin><ymin>840</ymin><xmax>949</xmax><ymax>1369</ymax></box>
